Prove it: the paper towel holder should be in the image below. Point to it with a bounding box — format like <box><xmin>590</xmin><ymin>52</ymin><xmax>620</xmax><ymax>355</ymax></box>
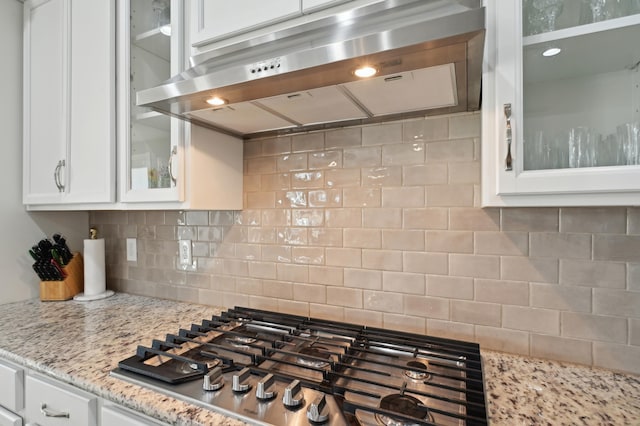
<box><xmin>74</xmin><ymin>228</ymin><xmax>115</xmax><ymax>301</ymax></box>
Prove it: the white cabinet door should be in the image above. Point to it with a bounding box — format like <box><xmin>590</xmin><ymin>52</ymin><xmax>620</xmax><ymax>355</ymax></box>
<box><xmin>118</xmin><ymin>0</ymin><xmax>181</xmax><ymax>204</ymax></box>
<box><xmin>23</xmin><ymin>0</ymin><xmax>115</xmax><ymax>207</ymax></box>
<box><xmin>189</xmin><ymin>0</ymin><xmax>300</xmax><ymax>47</ymax></box>
<box><xmin>22</xmin><ymin>0</ymin><xmax>67</xmax><ymax>205</ymax></box>
<box><xmin>65</xmin><ymin>0</ymin><xmax>115</xmax><ymax>204</ymax></box>
<box><xmin>24</xmin><ymin>375</ymin><xmax>97</xmax><ymax>426</ymax></box>
<box><xmin>118</xmin><ymin>0</ymin><xmax>243</xmax><ymax>210</ymax></box>
<box><xmin>482</xmin><ymin>0</ymin><xmax>640</xmax><ymax>206</ymax></box>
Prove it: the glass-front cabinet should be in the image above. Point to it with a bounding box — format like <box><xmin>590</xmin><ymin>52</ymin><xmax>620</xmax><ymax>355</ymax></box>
<box><xmin>118</xmin><ymin>0</ymin><xmax>183</xmax><ymax>203</ymax></box>
<box><xmin>482</xmin><ymin>0</ymin><xmax>640</xmax><ymax>206</ymax></box>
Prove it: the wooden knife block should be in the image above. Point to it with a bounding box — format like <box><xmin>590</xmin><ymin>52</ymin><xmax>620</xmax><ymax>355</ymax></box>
<box><xmin>40</xmin><ymin>253</ymin><xmax>84</xmax><ymax>301</ymax></box>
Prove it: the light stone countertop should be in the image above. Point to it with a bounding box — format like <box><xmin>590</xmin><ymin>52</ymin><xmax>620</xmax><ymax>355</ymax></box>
<box><xmin>0</xmin><ymin>293</ymin><xmax>638</xmax><ymax>425</ymax></box>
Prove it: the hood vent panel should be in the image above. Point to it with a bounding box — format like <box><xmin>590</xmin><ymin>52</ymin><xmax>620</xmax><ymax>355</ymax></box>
<box><xmin>188</xmin><ymin>103</ymin><xmax>297</xmax><ymax>134</ymax></box>
<box><xmin>341</xmin><ymin>64</ymin><xmax>458</xmax><ymax>116</ymax></box>
<box><xmin>138</xmin><ymin>0</ymin><xmax>485</xmax><ymax>138</ymax></box>
<box><xmin>258</xmin><ymin>86</ymin><xmax>369</xmax><ymax>126</ymax></box>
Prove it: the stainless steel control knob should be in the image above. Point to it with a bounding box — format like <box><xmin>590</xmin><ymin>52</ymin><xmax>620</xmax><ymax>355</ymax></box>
<box><xmin>203</xmin><ymin>366</ymin><xmax>224</xmax><ymax>391</ymax></box>
<box><xmin>282</xmin><ymin>379</ymin><xmax>304</xmax><ymax>408</ymax></box>
<box><xmin>256</xmin><ymin>373</ymin><xmax>277</xmax><ymax>400</ymax></box>
<box><xmin>306</xmin><ymin>394</ymin><xmax>329</xmax><ymax>423</ymax></box>
<box><xmin>232</xmin><ymin>367</ymin><xmax>252</xmax><ymax>393</ymax></box>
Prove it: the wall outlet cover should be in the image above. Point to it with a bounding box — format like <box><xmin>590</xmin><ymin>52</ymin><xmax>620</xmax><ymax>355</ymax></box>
<box><xmin>126</xmin><ymin>238</ymin><xmax>137</xmax><ymax>262</ymax></box>
<box><xmin>179</xmin><ymin>239</ymin><xmax>192</xmax><ymax>266</ymax></box>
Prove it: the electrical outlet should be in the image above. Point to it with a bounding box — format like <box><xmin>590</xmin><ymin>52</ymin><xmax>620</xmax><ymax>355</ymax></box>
<box><xmin>179</xmin><ymin>240</ymin><xmax>192</xmax><ymax>266</ymax></box>
<box><xmin>126</xmin><ymin>238</ymin><xmax>137</xmax><ymax>262</ymax></box>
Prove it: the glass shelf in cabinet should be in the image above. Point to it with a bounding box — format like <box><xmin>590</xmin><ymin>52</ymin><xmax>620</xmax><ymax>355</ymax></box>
<box><xmin>523</xmin><ymin>19</ymin><xmax>640</xmax><ymax>84</ymax></box>
<box><xmin>523</xmin><ymin>13</ymin><xmax>640</xmax><ymax>46</ymax></box>
<box><xmin>132</xmin><ymin>27</ymin><xmax>170</xmax><ymax>61</ymax></box>
<box><xmin>134</xmin><ymin>111</ymin><xmax>171</xmax><ymax>132</ymax></box>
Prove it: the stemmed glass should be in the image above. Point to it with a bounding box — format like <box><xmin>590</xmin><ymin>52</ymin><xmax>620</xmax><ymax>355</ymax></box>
<box><xmin>525</xmin><ymin>0</ymin><xmax>564</xmax><ymax>35</ymax></box>
<box><xmin>585</xmin><ymin>0</ymin><xmax>620</xmax><ymax>22</ymax></box>
<box><xmin>152</xmin><ymin>0</ymin><xmax>169</xmax><ymax>29</ymax></box>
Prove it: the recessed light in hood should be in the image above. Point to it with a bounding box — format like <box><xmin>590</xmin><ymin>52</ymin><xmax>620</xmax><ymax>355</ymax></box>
<box><xmin>206</xmin><ymin>97</ymin><xmax>227</xmax><ymax>106</ymax></box>
<box><xmin>354</xmin><ymin>66</ymin><xmax>378</xmax><ymax>78</ymax></box>
<box><xmin>137</xmin><ymin>0</ymin><xmax>485</xmax><ymax>138</ymax></box>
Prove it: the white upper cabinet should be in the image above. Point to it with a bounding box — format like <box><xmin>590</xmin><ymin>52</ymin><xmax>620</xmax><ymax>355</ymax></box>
<box><xmin>23</xmin><ymin>0</ymin><xmax>115</xmax><ymax>207</ymax></box>
<box><xmin>189</xmin><ymin>0</ymin><xmax>301</xmax><ymax>47</ymax></box>
<box><xmin>118</xmin><ymin>0</ymin><xmax>243</xmax><ymax>210</ymax></box>
<box><xmin>482</xmin><ymin>0</ymin><xmax>640</xmax><ymax>206</ymax></box>
<box><xmin>118</xmin><ymin>0</ymin><xmax>182</xmax><ymax>204</ymax></box>
<box><xmin>302</xmin><ymin>0</ymin><xmax>351</xmax><ymax>14</ymax></box>
<box><xmin>187</xmin><ymin>0</ymin><xmax>364</xmax><ymax>52</ymax></box>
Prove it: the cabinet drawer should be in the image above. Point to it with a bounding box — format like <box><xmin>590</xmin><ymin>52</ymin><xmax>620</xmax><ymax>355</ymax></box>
<box><xmin>25</xmin><ymin>374</ymin><xmax>97</xmax><ymax>426</ymax></box>
<box><xmin>0</xmin><ymin>406</ymin><xmax>22</xmax><ymax>426</ymax></box>
<box><xmin>101</xmin><ymin>405</ymin><xmax>161</xmax><ymax>426</ymax></box>
<box><xmin>0</xmin><ymin>360</ymin><xmax>24</xmax><ymax>412</ymax></box>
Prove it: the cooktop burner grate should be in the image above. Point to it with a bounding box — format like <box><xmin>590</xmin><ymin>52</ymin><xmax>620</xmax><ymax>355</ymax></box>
<box><xmin>114</xmin><ymin>306</ymin><xmax>488</xmax><ymax>425</ymax></box>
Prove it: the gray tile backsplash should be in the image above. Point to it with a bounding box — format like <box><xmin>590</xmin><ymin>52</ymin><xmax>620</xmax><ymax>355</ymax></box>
<box><xmin>91</xmin><ymin>111</ymin><xmax>640</xmax><ymax>375</ymax></box>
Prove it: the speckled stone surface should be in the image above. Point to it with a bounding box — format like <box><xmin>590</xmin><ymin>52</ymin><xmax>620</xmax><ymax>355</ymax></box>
<box><xmin>0</xmin><ymin>293</ymin><xmax>638</xmax><ymax>425</ymax></box>
<box><xmin>482</xmin><ymin>352</ymin><xmax>640</xmax><ymax>425</ymax></box>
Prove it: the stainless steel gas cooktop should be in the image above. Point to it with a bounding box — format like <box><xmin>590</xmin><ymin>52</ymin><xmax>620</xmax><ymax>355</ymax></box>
<box><xmin>111</xmin><ymin>307</ymin><xmax>488</xmax><ymax>425</ymax></box>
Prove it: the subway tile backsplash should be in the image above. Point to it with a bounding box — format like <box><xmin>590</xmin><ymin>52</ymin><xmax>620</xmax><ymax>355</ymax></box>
<box><xmin>91</xmin><ymin>112</ymin><xmax>640</xmax><ymax>375</ymax></box>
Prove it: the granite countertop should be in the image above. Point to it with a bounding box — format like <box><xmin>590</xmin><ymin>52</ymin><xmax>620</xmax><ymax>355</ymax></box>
<box><xmin>0</xmin><ymin>293</ymin><xmax>638</xmax><ymax>425</ymax></box>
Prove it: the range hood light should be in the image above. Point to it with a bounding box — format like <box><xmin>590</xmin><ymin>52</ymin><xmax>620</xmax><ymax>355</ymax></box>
<box><xmin>354</xmin><ymin>66</ymin><xmax>378</xmax><ymax>78</ymax></box>
<box><xmin>206</xmin><ymin>97</ymin><xmax>227</xmax><ymax>106</ymax></box>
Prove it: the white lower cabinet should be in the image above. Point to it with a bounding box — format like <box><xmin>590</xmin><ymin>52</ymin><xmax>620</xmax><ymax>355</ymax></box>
<box><xmin>24</xmin><ymin>374</ymin><xmax>97</xmax><ymax>426</ymax></box>
<box><xmin>0</xmin><ymin>361</ymin><xmax>24</xmax><ymax>414</ymax></box>
<box><xmin>0</xmin><ymin>407</ymin><xmax>22</xmax><ymax>426</ymax></box>
<box><xmin>0</xmin><ymin>360</ymin><xmax>24</xmax><ymax>426</ymax></box>
<box><xmin>0</xmin><ymin>358</ymin><xmax>170</xmax><ymax>426</ymax></box>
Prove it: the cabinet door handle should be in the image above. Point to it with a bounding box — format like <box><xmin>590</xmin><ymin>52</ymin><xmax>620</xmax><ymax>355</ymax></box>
<box><xmin>504</xmin><ymin>104</ymin><xmax>513</xmax><ymax>171</ymax></box>
<box><xmin>40</xmin><ymin>403</ymin><xmax>70</xmax><ymax>418</ymax></box>
<box><xmin>54</xmin><ymin>159</ymin><xmax>66</xmax><ymax>192</ymax></box>
<box><xmin>168</xmin><ymin>146</ymin><xmax>178</xmax><ymax>186</ymax></box>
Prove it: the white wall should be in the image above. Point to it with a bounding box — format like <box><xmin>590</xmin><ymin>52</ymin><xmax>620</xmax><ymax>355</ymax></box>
<box><xmin>1</xmin><ymin>0</ymin><xmax>88</xmax><ymax>304</ymax></box>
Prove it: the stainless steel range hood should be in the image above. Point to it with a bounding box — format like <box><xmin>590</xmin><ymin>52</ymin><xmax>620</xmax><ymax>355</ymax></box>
<box><xmin>137</xmin><ymin>0</ymin><xmax>485</xmax><ymax>138</ymax></box>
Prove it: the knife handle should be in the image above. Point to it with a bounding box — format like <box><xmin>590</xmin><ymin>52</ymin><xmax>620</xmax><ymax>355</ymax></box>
<box><xmin>29</xmin><ymin>249</ymin><xmax>39</xmax><ymax>261</ymax></box>
<box><xmin>51</xmin><ymin>248</ymin><xmax>65</xmax><ymax>267</ymax></box>
<box><xmin>51</xmin><ymin>259</ymin><xmax>66</xmax><ymax>278</ymax></box>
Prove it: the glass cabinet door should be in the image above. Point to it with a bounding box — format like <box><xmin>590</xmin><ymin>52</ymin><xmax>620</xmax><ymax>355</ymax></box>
<box><xmin>119</xmin><ymin>0</ymin><xmax>183</xmax><ymax>202</ymax></box>
<box><xmin>521</xmin><ymin>0</ymin><xmax>640</xmax><ymax>171</ymax></box>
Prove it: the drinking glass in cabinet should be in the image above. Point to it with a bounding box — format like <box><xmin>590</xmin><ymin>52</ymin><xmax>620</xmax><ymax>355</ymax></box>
<box><xmin>568</xmin><ymin>127</ymin><xmax>598</xmax><ymax>168</ymax></box>
<box><xmin>617</xmin><ymin>122</ymin><xmax>640</xmax><ymax>165</ymax></box>
<box><xmin>524</xmin><ymin>0</ymin><xmax>564</xmax><ymax>35</ymax></box>
<box><xmin>524</xmin><ymin>0</ymin><xmax>640</xmax><ymax>36</ymax></box>
<box><xmin>524</xmin><ymin>130</ymin><xmax>569</xmax><ymax>170</ymax></box>
<box><xmin>598</xmin><ymin>134</ymin><xmax>623</xmax><ymax>166</ymax></box>
<box><xmin>583</xmin><ymin>0</ymin><xmax>640</xmax><ymax>23</ymax></box>
<box><xmin>584</xmin><ymin>0</ymin><xmax>620</xmax><ymax>22</ymax></box>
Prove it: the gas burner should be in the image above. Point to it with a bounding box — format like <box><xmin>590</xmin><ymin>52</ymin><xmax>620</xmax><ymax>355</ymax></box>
<box><xmin>225</xmin><ymin>334</ymin><xmax>257</xmax><ymax>347</ymax></box>
<box><xmin>404</xmin><ymin>360</ymin><xmax>430</xmax><ymax>381</ymax></box>
<box><xmin>176</xmin><ymin>361</ymin><xmax>202</xmax><ymax>374</ymax></box>
<box><xmin>114</xmin><ymin>306</ymin><xmax>487</xmax><ymax>425</ymax></box>
<box><xmin>297</xmin><ymin>346</ymin><xmax>331</xmax><ymax>368</ymax></box>
<box><xmin>375</xmin><ymin>393</ymin><xmax>434</xmax><ymax>426</ymax></box>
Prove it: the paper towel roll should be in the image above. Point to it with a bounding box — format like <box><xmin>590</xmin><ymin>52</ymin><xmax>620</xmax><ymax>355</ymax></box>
<box><xmin>83</xmin><ymin>238</ymin><xmax>106</xmax><ymax>296</ymax></box>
